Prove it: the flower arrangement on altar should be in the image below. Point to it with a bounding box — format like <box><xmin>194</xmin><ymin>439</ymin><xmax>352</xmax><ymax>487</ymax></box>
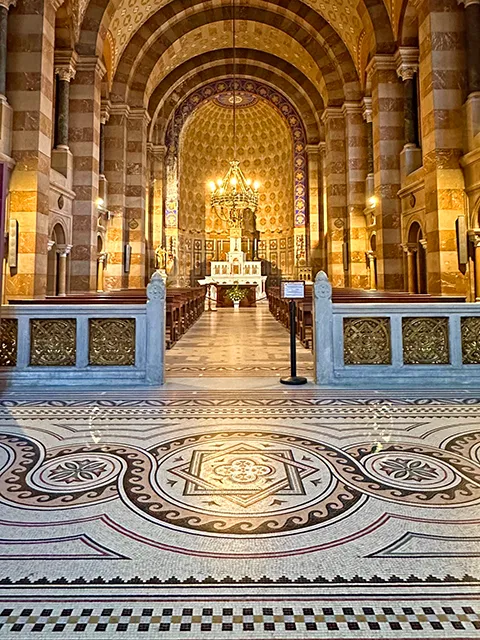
<box><xmin>226</xmin><ymin>284</ymin><xmax>246</xmax><ymax>303</ymax></box>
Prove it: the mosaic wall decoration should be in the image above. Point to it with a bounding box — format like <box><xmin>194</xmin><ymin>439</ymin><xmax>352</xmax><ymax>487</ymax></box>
<box><xmin>461</xmin><ymin>317</ymin><xmax>480</xmax><ymax>364</ymax></box>
<box><xmin>0</xmin><ymin>319</ymin><xmax>17</xmax><ymax>367</ymax></box>
<box><xmin>89</xmin><ymin>319</ymin><xmax>136</xmax><ymax>366</ymax></box>
<box><xmin>30</xmin><ymin>319</ymin><xmax>76</xmax><ymax>367</ymax></box>
<box><xmin>402</xmin><ymin>317</ymin><xmax>449</xmax><ymax>365</ymax></box>
<box><xmin>166</xmin><ymin>79</ymin><xmax>307</xmax><ymax>228</ymax></box>
<box><xmin>343</xmin><ymin>318</ymin><xmax>391</xmax><ymax>365</ymax></box>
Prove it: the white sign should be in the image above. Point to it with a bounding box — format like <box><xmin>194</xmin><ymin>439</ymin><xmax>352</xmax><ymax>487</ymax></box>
<box><xmin>281</xmin><ymin>280</ymin><xmax>305</xmax><ymax>299</ymax></box>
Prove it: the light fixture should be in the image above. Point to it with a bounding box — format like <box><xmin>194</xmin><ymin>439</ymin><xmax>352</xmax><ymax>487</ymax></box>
<box><xmin>368</xmin><ymin>195</ymin><xmax>378</xmax><ymax>208</ymax></box>
<box><xmin>96</xmin><ymin>197</ymin><xmax>105</xmax><ymax>208</ymax></box>
<box><xmin>209</xmin><ymin>0</ymin><xmax>259</xmax><ymax>228</ymax></box>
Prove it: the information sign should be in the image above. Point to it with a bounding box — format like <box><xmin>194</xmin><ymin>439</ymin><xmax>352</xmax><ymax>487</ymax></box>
<box><xmin>281</xmin><ymin>280</ymin><xmax>305</xmax><ymax>299</ymax></box>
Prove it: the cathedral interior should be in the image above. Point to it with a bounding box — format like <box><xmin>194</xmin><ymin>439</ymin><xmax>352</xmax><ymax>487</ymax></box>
<box><xmin>0</xmin><ymin>0</ymin><xmax>479</xmax><ymax>637</ymax></box>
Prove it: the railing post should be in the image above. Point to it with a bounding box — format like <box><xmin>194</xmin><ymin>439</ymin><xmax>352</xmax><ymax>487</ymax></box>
<box><xmin>146</xmin><ymin>271</ymin><xmax>166</xmax><ymax>385</ymax></box>
<box><xmin>313</xmin><ymin>271</ymin><xmax>334</xmax><ymax>385</ymax></box>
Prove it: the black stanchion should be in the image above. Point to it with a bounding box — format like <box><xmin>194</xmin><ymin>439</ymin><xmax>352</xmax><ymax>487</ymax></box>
<box><xmin>280</xmin><ymin>299</ymin><xmax>307</xmax><ymax>386</ymax></box>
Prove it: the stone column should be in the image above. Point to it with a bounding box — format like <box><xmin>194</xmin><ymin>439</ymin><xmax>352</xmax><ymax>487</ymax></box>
<box><xmin>0</xmin><ymin>0</ymin><xmax>15</xmax><ymax>97</ymax></box>
<box><xmin>306</xmin><ymin>144</ymin><xmax>322</xmax><ymax>277</ymax></box>
<box><xmin>321</xmin><ymin>108</ymin><xmax>348</xmax><ymax>287</ymax></box>
<box><xmin>98</xmin><ymin>101</ymin><xmax>110</xmax><ymax>207</ymax></box>
<box><xmin>343</xmin><ymin>102</ymin><xmax>368</xmax><ymax>289</ymax></box>
<box><xmin>418</xmin><ymin>0</ymin><xmax>467</xmax><ymax>294</ymax></box>
<box><xmin>103</xmin><ymin>103</ymin><xmax>129</xmax><ymax>290</ymax></box>
<box><xmin>396</xmin><ymin>48</ymin><xmax>422</xmax><ymax>178</ymax></box>
<box><xmin>458</xmin><ymin>0</ymin><xmax>480</xmax><ymax>150</ymax></box>
<box><xmin>366</xmin><ymin>55</ymin><xmax>405</xmax><ymax>290</ymax></box>
<box><xmin>362</xmin><ymin>97</ymin><xmax>375</xmax><ymax>202</ymax></box>
<box><xmin>126</xmin><ymin>108</ymin><xmax>150</xmax><ymax>288</ymax></box>
<box><xmin>403</xmin><ymin>243</ymin><xmax>418</xmax><ymax>293</ymax></box>
<box><xmin>69</xmin><ymin>56</ymin><xmax>106</xmax><ymax>292</ymax></box>
<box><xmin>96</xmin><ymin>252</ymin><xmax>106</xmax><ymax>292</ymax></box>
<box><xmin>6</xmin><ymin>0</ymin><xmax>56</xmax><ymax>298</ymax></box>
<box><xmin>56</xmin><ymin>244</ymin><xmax>72</xmax><ymax>296</ymax></box>
<box><xmin>366</xmin><ymin>251</ymin><xmax>377</xmax><ymax>290</ymax></box>
<box><xmin>52</xmin><ymin>52</ymin><xmax>77</xmax><ymax>178</ymax></box>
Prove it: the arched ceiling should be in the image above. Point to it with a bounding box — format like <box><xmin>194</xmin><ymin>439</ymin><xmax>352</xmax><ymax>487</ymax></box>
<box><xmin>108</xmin><ymin>0</ymin><xmax>364</xmax><ymax>69</ymax></box>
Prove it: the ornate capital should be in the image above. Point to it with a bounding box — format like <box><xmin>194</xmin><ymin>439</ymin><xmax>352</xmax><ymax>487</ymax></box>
<box><xmin>362</xmin><ymin>97</ymin><xmax>373</xmax><ymax>123</ymax></box>
<box><xmin>100</xmin><ymin>100</ymin><xmax>111</xmax><ymax>125</ymax></box>
<box><xmin>402</xmin><ymin>242</ymin><xmax>418</xmax><ymax>254</ymax></box>
<box><xmin>54</xmin><ymin>50</ymin><xmax>78</xmax><ymax>82</ymax></box>
<box><xmin>395</xmin><ymin>47</ymin><xmax>419</xmax><ymax>81</ymax></box>
<box><xmin>57</xmin><ymin>244</ymin><xmax>72</xmax><ymax>257</ymax></box>
<box><xmin>47</xmin><ymin>239</ymin><xmax>55</xmax><ymax>252</ymax></box>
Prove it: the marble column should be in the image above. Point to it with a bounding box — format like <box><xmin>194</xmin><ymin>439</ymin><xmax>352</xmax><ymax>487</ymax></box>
<box><xmin>56</xmin><ymin>244</ymin><xmax>72</xmax><ymax>296</ymax></box>
<box><xmin>362</xmin><ymin>98</ymin><xmax>375</xmax><ymax>203</ymax></box>
<box><xmin>0</xmin><ymin>0</ymin><xmax>15</xmax><ymax>98</ymax></box>
<box><xmin>55</xmin><ymin>72</ymin><xmax>73</xmax><ymax>148</ymax></box>
<box><xmin>98</xmin><ymin>101</ymin><xmax>110</xmax><ymax>207</ymax></box>
<box><xmin>96</xmin><ymin>252</ymin><xmax>106</xmax><ymax>292</ymax></box>
<box><xmin>403</xmin><ymin>243</ymin><xmax>418</xmax><ymax>293</ymax></box>
<box><xmin>52</xmin><ymin>52</ymin><xmax>77</xmax><ymax>178</ymax></box>
<box><xmin>418</xmin><ymin>0</ymin><xmax>467</xmax><ymax>294</ymax></box>
<box><xmin>396</xmin><ymin>48</ymin><xmax>422</xmax><ymax>178</ymax></box>
<box><xmin>366</xmin><ymin>55</ymin><xmax>405</xmax><ymax>290</ymax></box>
<box><xmin>458</xmin><ymin>0</ymin><xmax>480</xmax><ymax>150</ymax></box>
<box><xmin>366</xmin><ymin>251</ymin><xmax>377</xmax><ymax>290</ymax></box>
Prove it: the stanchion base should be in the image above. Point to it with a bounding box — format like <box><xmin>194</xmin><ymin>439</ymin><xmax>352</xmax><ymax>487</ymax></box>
<box><xmin>280</xmin><ymin>376</ymin><xmax>308</xmax><ymax>385</ymax></box>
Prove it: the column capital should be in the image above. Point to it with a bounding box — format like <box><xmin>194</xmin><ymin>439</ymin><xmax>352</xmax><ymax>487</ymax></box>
<box><xmin>54</xmin><ymin>50</ymin><xmax>78</xmax><ymax>82</ymax></box>
<box><xmin>109</xmin><ymin>103</ymin><xmax>131</xmax><ymax>119</ymax></box>
<box><xmin>395</xmin><ymin>47</ymin><xmax>419</xmax><ymax>81</ymax></box>
<box><xmin>56</xmin><ymin>244</ymin><xmax>72</xmax><ymax>257</ymax></box>
<box><xmin>320</xmin><ymin>107</ymin><xmax>344</xmax><ymax>124</ymax></box>
<box><xmin>305</xmin><ymin>143</ymin><xmax>321</xmax><ymax>157</ymax></box>
<box><xmin>47</xmin><ymin>240</ymin><xmax>56</xmax><ymax>252</ymax></box>
<box><xmin>341</xmin><ymin>101</ymin><xmax>363</xmax><ymax>117</ymax></box>
<box><xmin>458</xmin><ymin>0</ymin><xmax>480</xmax><ymax>7</ymax></box>
<box><xmin>129</xmin><ymin>107</ymin><xmax>152</xmax><ymax>126</ymax></box>
<box><xmin>151</xmin><ymin>144</ymin><xmax>167</xmax><ymax>160</ymax></box>
<box><xmin>76</xmin><ymin>56</ymin><xmax>107</xmax><ymax>80</ymax></box>
<box><xmin>0</xmin><ymin>0</ymin><xmax>16</xmax><ymax>10</ymax></box>
<box><xmin>362</xmin><ymin>97</ymin><xmax>373</xmax><ymax>122</ymax></box>
<box><xmin>366</xmin><ymin>54</ymin><xmax>397</xmax><ymax>81</ymax></box>
<box><xmin>366</xmin><ymin>250</ymin><xmax>376</xmax><ymax>259</ymax></box>
<box><xmin>402</xmin><ymin>242</ymin><xmax>418</xmax><ymax>254</ymax></box>
<box><xmin>100</xmin><ymin>99</ymin><xmax>111</xmax><ymax>124</ymax></box>
<box><xmin>468</xmin><ymin>229</ymin><xmax>480</xmax><ymax>245</ymax></box>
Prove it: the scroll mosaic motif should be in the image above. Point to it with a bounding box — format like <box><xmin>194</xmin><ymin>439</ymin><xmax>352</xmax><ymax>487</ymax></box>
<box><xmin>461</xmin><ymin>317</ymin><xmax>480</xmax><ymax>364</ymax></box>
<box><xmin>0</xmin><ymin>319</ymin><xmax>17</xmax><ymax>366</ymax></box>
<box><xmin>89</xmin><ymin>318</ymin><xmax>135</xmax><ymax>366</ymax></box>
<box><xmin>30</xmin><ymin>320</ymin><xmax>76</xmax><ymax>367</ymax></box>
<box><xmin>343</xmin><ymin>318</ymin><xmax>391</xmax><ymax>365</ymax></box>
<box><xmin>402</xmin><ymin>317</ymin><xmax>449</xmax><ymax>365</ymax></box>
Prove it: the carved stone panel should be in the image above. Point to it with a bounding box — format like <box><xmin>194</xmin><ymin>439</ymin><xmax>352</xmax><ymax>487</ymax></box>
<box><xmin>402</xmin><ymin>317</ymin><xmax>449</xmax><ymax>365</ymax></box>
<box><xmin>0</xmin><ymin>319</ymin><xmax>18</xmax><ymax>367</ymax></box>
<box><xmin>89</xmin><ymin>318</ymin><xmax>136</xmax><ymax>366</ymax></box>
<box><xmin>461</xmin><ymin>317</ymin><xmax>480</xmax><ymax>364</ymax></box>
<box><xmin>343</xmin><ymin>318</ymin><xmax>391</xmax><ymax>365</ymax></box>
<box><xmin>30</xmin><ymin>319</ymin><xmax>76</xmax><ymax>366</ymax></box>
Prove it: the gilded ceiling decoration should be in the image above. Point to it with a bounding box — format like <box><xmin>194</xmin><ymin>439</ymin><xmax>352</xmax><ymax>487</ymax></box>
<box><xmin>107</xmin><ymin>0</ymin><xmax>365</xmax><ymax>73</ymax></box>
<box><xmin>179</xmin><ymin>98</ymin><xmax>293</xmax><ymax>239</ymax></box>
<box><xmin>144</xmin><ymin>21</ymin><xmax>328</xmax><ymax>103</ymax></box>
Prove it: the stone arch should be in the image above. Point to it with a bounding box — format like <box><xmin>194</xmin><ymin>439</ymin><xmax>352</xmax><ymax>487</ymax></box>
<box><xmin>47</xmin><ymin>223</ymin><xmax>68</xmax><ymax>296</ymax></box>
<box><xmin>407</xmin><ymin>220</ymin><xmax>427</xmax><ymax>293</ymax></box>
<box><xmin>148</xmin><ymin>55</ymin><xmax>323</xmax><ymax>145</ymax></box>
<box><xmin>398</xmin><ymin>0</ymin><xmax>419</xmax><ymax>46</ymax></box>
<box><xmin>109</xmin><ymin>1</ymin><xmax>360</xmax><ymax>107</ymax></box>
<box><xmin>165</xmin><ymin>78</ymin><xmax>308</xmax><ymax>229</ymax></box>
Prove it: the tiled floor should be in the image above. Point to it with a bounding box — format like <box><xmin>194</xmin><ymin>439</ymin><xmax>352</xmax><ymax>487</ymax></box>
<box><xmin>0</xmin><ymin>306</ymin><xmax>479</xmax><ymax>638</ymax></box>
<box><xmin>165</xmin><ymin>302</ymin><xmax>313</xmax><ymax>377</ymax></box>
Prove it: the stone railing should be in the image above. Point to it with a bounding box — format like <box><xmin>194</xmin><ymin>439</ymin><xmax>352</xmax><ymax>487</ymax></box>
<box><xmin>0</xmin><ymin>273</ymin><xmax>166</xmax><ymax>387</ymax></box>
<box><xmin>314</xmin><ymin>271</ymin><xmax>480</xmax><ymax>387</ymax></box>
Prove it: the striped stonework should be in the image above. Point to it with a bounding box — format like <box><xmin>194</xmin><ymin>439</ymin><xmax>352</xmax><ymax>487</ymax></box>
<box><xmin>104</xmin><ymin>104</ymin><xmax>129</xmax><ymax>291</ymax></box>
<box><xmin>126</xmin><ymin>108</ymin><xmax>149</xmax><ymax>289</ymax></box>
<box><xmin>367</xmin><ymin>55</ymin><xmax>405</xmax><ymax>291</ymax></box>
<box><xmin>69</xmin><ymin>56</ymin><xmax>105</xmax><ymax>292</ymax></box>
<box><xmin>321</xmin><ymin>108</ymin><xmax>348</xmax><ymax>287</ymax></box>
<box><xmin>343</xmin><ymin>102</ymin><xmax>368</xmax><ymax>289</ymax></box>
<box><xmin>306</xmin><ymin>145</ymin><xmax>322</xmax><ymax>276</ymax></box>
<box><xmin>6</xmin><ymin>0</ymin><xmax>55</xmax><ymax>298</ymax></box>
<box><xmin>417</xmin><ymin>0</ymin><xmax>468</xmax><ymax>295</ymax></box>
<box><xmin>150</xmin><ymin>144</ymin><xmax>166</xmax><ymax>270</ymax></box>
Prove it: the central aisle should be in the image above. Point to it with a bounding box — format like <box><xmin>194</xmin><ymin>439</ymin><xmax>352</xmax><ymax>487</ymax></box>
<box><xmin>165</xmin><ymin>302</ymin><xmax>313</xmax><ymax>377</ymax></box>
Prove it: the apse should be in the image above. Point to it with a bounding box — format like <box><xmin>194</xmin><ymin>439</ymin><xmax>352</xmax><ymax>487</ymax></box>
<box><xmin>178</xmin><ymin>93</ymin><xmax>295</xmax><ymax>285</ymax></box>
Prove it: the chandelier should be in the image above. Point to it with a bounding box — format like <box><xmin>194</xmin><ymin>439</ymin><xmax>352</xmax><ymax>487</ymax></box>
<box><xmin>208</xmin><ymin>0</ymin><xmax>260</xmax><ymax>228</ymax></box>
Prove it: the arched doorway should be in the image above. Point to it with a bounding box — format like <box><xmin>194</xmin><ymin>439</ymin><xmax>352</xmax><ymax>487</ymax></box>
<box><xmin>406</xmin><ymin>222</ymin><xmax>427</xmax><ymax>293</ymax></box>
<box><xmin>47</xmin><ymin>223</ymin><xmax>68</xmax><ymax>296</ymax></box>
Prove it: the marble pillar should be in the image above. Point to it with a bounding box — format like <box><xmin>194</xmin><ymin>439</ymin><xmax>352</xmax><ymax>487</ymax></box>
<box><xmin>56</xmin><ymin>244</ymin><xmax>71</xmax><ymax>296</ymax></box>
<box><xmin>362</xmin><ymin>98</ymin><xmax>375</xmax><ymax>202</ymax></box>
<box><xmin>396</xmin><ymin>48</ymin><xmax>422</xmax><ymax>178</ymax></box>
<box><xmin>366</xmin><ymin>251</ymin><xmax>377</xmax><ymax>290</ymax></box>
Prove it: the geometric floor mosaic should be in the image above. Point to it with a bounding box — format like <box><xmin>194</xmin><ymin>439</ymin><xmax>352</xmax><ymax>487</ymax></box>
<box><xmin>0</xmin><ymin>387</ymin><xmax>480</xmax><ymax>637</ymax></box>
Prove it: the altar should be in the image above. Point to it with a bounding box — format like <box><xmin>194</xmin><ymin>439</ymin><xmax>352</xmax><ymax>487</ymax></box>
<box><xmin>198</xmin><ymin>228</ymin><xmax>267</xmax><ymax>301</ymax></box>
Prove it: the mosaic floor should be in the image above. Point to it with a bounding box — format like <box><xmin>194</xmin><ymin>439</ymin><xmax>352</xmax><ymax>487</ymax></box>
<box><xmin>165</xmin><ymin>303</ymin><xmax>313</xmax><ymax>377</ymax></box>
<box><xmin>0</xmin><ymin>385</ymin><xmax>479</xmax><ymax>638</ymax></box>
